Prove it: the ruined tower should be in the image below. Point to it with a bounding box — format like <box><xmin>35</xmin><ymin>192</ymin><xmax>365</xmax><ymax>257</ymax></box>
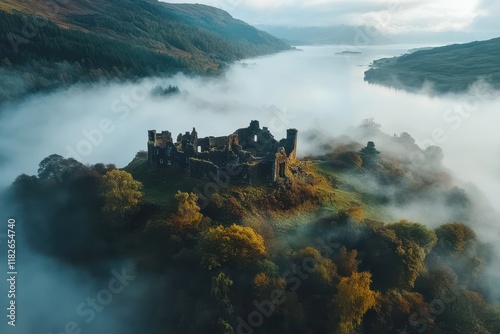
<box><xmin>191</xmin><ymin>127</ymin><xmax>198</xmax><ymax>148</ymax></box>
<box><xmin>147</xmin><ymin>130</ymin><xmax>157</xmax><ymax>166</ymax></box>
<box><xmin>285</xmin><ymin>128</ymin><xmax>298</xmax><ymax>160</ymax></box>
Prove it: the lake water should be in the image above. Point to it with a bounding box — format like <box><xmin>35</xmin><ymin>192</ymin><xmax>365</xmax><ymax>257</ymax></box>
<box><xmin>1</xmin><ymin>44</ymin><xmax>499</xmax><ymax>209</ymax></box>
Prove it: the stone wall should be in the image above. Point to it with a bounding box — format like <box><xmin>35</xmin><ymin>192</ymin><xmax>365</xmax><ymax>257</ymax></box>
<box><xmin>147</xmin><ymin>120</ymin><xmax>298</xmax><ymax>184</ymax></box>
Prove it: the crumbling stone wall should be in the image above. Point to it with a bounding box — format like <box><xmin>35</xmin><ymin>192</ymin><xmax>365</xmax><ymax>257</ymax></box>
<box><xmin>189</xmin><ymin>158</ymin><xmax>219</xmax><ymax>179</ymax></box>
<box><xmin>147</xmin><ymin>121</ymin><xmax>298</xmax><ymax>184</ymax></box>
<box><xmin>273</xmin><ymin>148</ymin><xmax>289</xmax><ymax>180</ymax></box>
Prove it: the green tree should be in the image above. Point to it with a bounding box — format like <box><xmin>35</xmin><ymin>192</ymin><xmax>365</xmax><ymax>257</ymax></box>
<box><xmin>359</xmin><ymin>141</ymin><xmax>380</xmax><ymax>167</ymax></box>
<box><xmin>101</xmin><ymin>169</ymin><xmax>143</xmax><ymax>222</ymax></box>
<box><xmin>37</xmin><ymin>154</ymin><xmax>85</xmax><ymax>182</ymax></box>
<box><xmin>388</xmin><ymin>220</ymin><xmax>437</xmax><ymax>254</ymax></box>
<box><xmin>437</xmin><ymin>290</ymin><xmax>500</xmax><ymax>333</ymax></box>
<box><xmin>198</xmin><ymin>224</ymin><xmax>267</xmax><ymax>270</ymax></box>
<box><xmin>11</xmin><ymin>174</ymin><xmax>40</xmax><ymax>198</ymax></box>
<box><xmin>364</xmin><ymin>228</ymin><xmax>426</xmax><ymax>290</ymax></box>
<box><xmin>211</xmin><ymin>271</ymin><xmax>234</xmax><ymax>316</ymax></box>
<box><xmin>378</xmin><ymin>220</ymin><xmax>437</xmax><ymax>289</ymax></box>
<box><xmin>395</xmin><ymin>240</ymin><xmax>426</xmax><ymax>289</ymax></box>
<box><xmin>216</xmin><ymin>318</ymin><xmax>235</xmax><ymax>334</ymax></box>
<box><xmin>435</xmin><ymin>222</ymin><xmax>476</xmax><ymax>254</ymax></box>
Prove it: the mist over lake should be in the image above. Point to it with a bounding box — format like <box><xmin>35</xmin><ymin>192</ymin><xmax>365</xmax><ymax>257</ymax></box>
<box><xmin>1</xmin><ymin>44</ymin><xmax>499</xmax><ymax>210</ymax></box>
<box><xmin>3</xmin><ymin>0</ymin><xmax>500</xmax><ymax>331</ymax></box>
<box><xmin>2</xmin><ymin>42</ymin><xmax>500</xmax><ymax>334</ymax></box>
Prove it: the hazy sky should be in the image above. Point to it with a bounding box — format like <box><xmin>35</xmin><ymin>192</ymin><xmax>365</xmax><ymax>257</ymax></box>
<box><xmin>163</xmin><ymin>0</ymin><xmax>498</xmax><ymax>35</ymax></box>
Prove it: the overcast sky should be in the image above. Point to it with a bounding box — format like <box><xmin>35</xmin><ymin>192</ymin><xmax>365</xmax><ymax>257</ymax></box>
<box><xmin>163</xmin><ymin>0</ymin><xmax>498</xmax><ymax>36</ymax></box>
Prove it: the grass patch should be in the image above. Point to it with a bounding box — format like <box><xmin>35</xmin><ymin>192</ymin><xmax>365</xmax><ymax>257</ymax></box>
<box><xmin>123</xmin><ymin>154</ymin><xmax>389</xmax><ymax>246</ymax></box>
<box><xmin>123</xmin><ymin>154</ymin><xmax>203</xmax><ymax>206</ymax></box>
<box><xmin>313</xmin><ymin>162</ymin><xmax>389</xmax><ymax>221</ymax></box>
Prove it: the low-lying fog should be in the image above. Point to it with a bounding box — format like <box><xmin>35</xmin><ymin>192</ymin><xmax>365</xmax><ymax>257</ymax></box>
<box><xmin>1</xmin><ymin>44</ymin><xmax>498</xmax><ymax>209</ymax></box>
<box><xmin>1</xmin><ymin>44</ymin><xmax>500</xmax><ymax>333</ymax></box>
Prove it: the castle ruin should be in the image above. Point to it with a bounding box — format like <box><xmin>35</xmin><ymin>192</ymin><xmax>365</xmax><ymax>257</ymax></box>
<box><xmin>147</xmin><ymin>120</ymin><xmax>298</xmax><ymax>184</ymax></box>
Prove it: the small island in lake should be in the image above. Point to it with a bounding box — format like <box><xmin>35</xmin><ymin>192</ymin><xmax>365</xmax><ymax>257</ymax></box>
<box><xmin>335</xmin><ymin>50</ymin><xmax>362</xmax><ymax>55</ymax></box>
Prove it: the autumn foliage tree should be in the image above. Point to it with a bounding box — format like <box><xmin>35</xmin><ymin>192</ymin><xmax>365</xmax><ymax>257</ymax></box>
<box><xmin>337</xmin><ymin>246</ymin><xmax>359</xmax><ymax>277</ymax></box>
<box><xmin>171</xmin><ymin>191</ymin><xmax>204</xmax><ymax>236</ymax></box>
<box><xmin>331</xmin><ymin>272</ymin><xmax>379</xmax><ymax>334</ymax></box>
<box><xmin>372</xmin><ymin>289</ymin><xmax>427</xmax><ymax>333</ymax></box>
<box><xmin>395</xmin><ymin>240</ymin><xmax>426</xmax><ymax>289</ymax></box>
<box><xmin>296</xmin><ymin>247</ymin><xmax>338</xmax><ymax>290</ymax></box>
<box><xmin>101</xmin><ymin>169</ymin><xmax>143</xmax><ymax>224</ymax></box>
<box><xmin>253</xmin><ymin>272</ymin><xmax>286</xmax><ymax>301</ymax></box>
<box><xmin>364</xmin><ymin>228</ymin><xmax>427</xmax><ymax>290</ymax></box>
<box><xmin>198</xmin><ymin>224</ymin><xmax>267</xmax><ymax>270</ymax></box>
<box><xmin>385</xmin><ymin>220</ymin><xmax>437</xmax><ymax>288</ymax></box>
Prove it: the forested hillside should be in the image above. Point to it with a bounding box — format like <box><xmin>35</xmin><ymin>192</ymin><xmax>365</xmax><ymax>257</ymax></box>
<box><xmin>0</xmin><ymin>0</ymin><xmax>291</xmax><ymax>101</ymax></box>
<box><xmin>7</xmin><ymin>122</ymin><xmax>500</xmax><ymax>334</ymax></box>
<box><xmin>364</xmin><ymin>37</ymin><xmax>500</xmax><ymax>93</ymax></box>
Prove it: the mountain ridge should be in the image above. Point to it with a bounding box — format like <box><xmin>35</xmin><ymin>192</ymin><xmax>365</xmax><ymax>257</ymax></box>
<box><xmin>0</xmin><ymin>0</ymin><xmax>291</xmax><ymax>102</ymax></box>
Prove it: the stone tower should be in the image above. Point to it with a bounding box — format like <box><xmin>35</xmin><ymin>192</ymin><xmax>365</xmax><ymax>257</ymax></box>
<box><xmin>285</xmin><ymin>128</ymin><xmax>298</xmax><ymax>160</ymax></box>
<box><xmin>147</xmin><ymin>130</ymin><xmax>157</xmax><ymax>165</ymax></box>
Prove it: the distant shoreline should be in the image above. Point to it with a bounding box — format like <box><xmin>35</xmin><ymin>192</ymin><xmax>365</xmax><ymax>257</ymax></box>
<box><xmin>364</xmin><ymin>37</ymin><xmax>500</xmax><ymax>94</ymax></box>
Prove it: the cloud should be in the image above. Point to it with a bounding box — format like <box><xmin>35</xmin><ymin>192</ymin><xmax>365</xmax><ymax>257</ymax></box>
<box><xmin>470</xmin><ymin>0</ymin><xmax>500</xmax><ymax>33</ymax></box>
<box><xmin>160</xmin><ymin>0</ymin><xmax>495</xmax><ymax>36</ymax></box>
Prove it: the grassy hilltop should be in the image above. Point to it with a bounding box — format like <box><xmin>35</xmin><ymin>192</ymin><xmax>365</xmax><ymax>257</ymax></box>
<box><xmin>7</xmin><ymin>122</ymin><xmax>500</xmax><ymax>334</ymax></box>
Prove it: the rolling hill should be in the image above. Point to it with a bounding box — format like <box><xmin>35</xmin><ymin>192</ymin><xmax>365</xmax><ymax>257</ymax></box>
<box><xmin>364</xmin><ymin>37</ymin><xmax>500</xmax><ymax>94</ymax></box>
<box><xmin>0</xmin><ymin>0</ymin><xmax>291</xmax><ymax>102</ymax></box>
<box><xmin>7</xmin><ymin>126</ymin><xmax>500</xmax><ymax>333</ymax></box>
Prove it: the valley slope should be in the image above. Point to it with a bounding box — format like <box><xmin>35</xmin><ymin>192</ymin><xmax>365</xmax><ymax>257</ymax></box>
<box><xmin>0</xmin><ymin>0</ymin><xmax>291</xmax><ymax>101</ymax></box>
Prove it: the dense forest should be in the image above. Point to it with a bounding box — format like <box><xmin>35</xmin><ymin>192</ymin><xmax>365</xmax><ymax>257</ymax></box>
<box><xmin>364</xmin><ymin>37</ymin><xmax>500</xmax><ymax>94</ymax></box>
<box><xmin>6</xmin><ymin>121</ymin><xmax>500</xmax><ymax>333</ymax></box>
<box><xmin>0</xmin><ymin>0</ymin><xmax>291</xmax><ymax>102</ymax></box>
